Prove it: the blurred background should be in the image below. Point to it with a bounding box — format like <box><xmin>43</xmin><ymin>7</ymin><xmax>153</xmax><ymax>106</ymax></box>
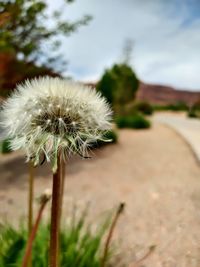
<box><xmin>1</xmin><ymin>1</ymin><xmax>200</xmax><ymax>266</ymax></box>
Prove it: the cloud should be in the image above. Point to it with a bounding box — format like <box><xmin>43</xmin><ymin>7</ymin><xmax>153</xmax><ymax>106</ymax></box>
<box><xmin>48</xmin><ymin>0</ymin><xmax>200</xmax><ymax>90</ymax></box>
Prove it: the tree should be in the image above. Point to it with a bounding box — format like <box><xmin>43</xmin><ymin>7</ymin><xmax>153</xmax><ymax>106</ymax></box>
<box><xmin>0</xmin><ymin>0</ymin><xmax>91</xmax><ymax>69</ymax></box>
<box><xmin>121</xmin><ymin>38</ymin><xmax>134</xmax><ymax>65</ymax></box>
<box><xmin>0</xmin><ymin>0</ymin><xmax>92</xmax><ymax>93</ymax></box>
<box><xmin>97</xmin><ymin>64</ymin><xmax>139</xmax><ymax>114</ymax></box>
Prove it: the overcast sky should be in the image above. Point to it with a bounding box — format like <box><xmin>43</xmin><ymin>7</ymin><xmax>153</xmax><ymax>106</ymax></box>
<box><xmin>48</xmin><ymin>0</ymin><xmax>200</xmax><ymax>91</ymax></box>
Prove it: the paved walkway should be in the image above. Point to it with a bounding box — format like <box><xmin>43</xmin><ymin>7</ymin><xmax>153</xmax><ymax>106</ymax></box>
<box><xmin>153</xmin><ymin>112</ymin><xmax>200</xmax><ymax>162</ymax></box>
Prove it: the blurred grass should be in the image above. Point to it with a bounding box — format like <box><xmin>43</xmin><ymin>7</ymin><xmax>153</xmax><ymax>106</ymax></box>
<box><xmin>0</xmin><ymin>207</ymin><xmax>115</xmax><ymax>267</ymax></box>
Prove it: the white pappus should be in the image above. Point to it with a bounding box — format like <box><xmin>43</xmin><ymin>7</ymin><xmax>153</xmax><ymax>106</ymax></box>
<box><xmin>0</xmin><ymin>76</ymin><xmax>112</xmax><ymax>171</ymax></box>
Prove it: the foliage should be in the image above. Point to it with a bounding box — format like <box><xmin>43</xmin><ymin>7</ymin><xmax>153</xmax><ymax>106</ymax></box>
<box><xmin>187</xmin><ymin>102</ymin><xmax>200</xmax><ymax>118</ymax></box>
<box><xmin>123</xmin><ymin>101</ymin><xmax>153</xmax><ymax>117</ymax></box>
<box><xmin>153</xmin><ymin>102</ymin><xmax>188</xmax><ymax>112</ymax></box>
<box><xmin>121</xmin><ymin>38</ymin><xmax>134</xmax><ymax>65</ymax></box>
<box><xmin>134</xmin><ymin>101</ymin><xmax>153</xmax><ymax>115</ymax></box>
<box><xmin>0</xmin><ymin>0</ymin><xmax>92</xmax><ymax>92</ymax></box>
<box><xmin>115</xmin><ymin>114</ymin><xmax>151</xmax><ymax>129</ymax></box>
<box><xmin>0</xmin><ymin>138</ymin><xmax>12</xmax><ymax>153</ymax></box>
<box><xmin>0</xmin><ymin>0</ymin><xmax>91</xmax><ymax>69</ymax></box>
<box><xmin>0</xmin><ymin>210</ymin><xmax>113</xmax><ymax>267</ymax></box>
<box><xmin>97</xmin><ymin>64</ymin><xmax>139</xmax><ymax>114</ymax></box>
<box><xmin>103</xmin><ymin>130</ymin><xmax>118</xmax><ymax>144</ymax></box>
<box><xmin>188</xmin><ymin>109</ymin><xmax>198</xmax><ymax>118</ymax></box>
<box><xmin>94</xmin><ymin>129</ymin><xmax>118</xmax><ymax>148</ymax></box>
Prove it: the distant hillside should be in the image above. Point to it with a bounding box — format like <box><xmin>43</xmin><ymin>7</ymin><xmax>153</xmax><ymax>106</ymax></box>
<box><xmin>137</xmin><ymin>82</ymin><xmax>200</xmax><ymax>106</ymax></box>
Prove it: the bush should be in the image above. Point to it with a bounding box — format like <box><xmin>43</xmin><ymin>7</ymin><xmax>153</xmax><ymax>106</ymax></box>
<box><xmin>187</xmin><ymin>102</ymin><xmax>200</xmax><ymax>118</ymax></box>
<box><xmin>94</xmin><ymin>130</ymin><xmax>118</xmax><ymax>148</ymax></box>
<box><xmin>97</xmin><ymin>64</ymin><xmax>139</xmax><ymax>114</ymax></box>
<box><xmin>188</xmin><ymin>110</ymin><xmax>198</xmax><ymax>118</ymax></box>
<box><xmin>134</xmin><ymin>102</ymin><xmax>153</xmax><ymax>115</ymax></box>
<box><xmin>0</xmin><ymin>209</ymin><xmax>113</xmax><ymax>267</ymax></box>
<box><xmin>115</xmin><ymin>114</ymin><xmax>151</xmax><ymax>129</ymax></box>
<box><xmin>0</xmin><ymin>139</ymin><xmax>12</xmax><ymax>154</ymax></box>
<box><xmin>104</xmin><ymin>130</ymin><xmax>118</xmax><ymax>143</ymax></box>
<box><xmin>153</xmin><ymin>102</ymin><xmax>188</xmax><ymax>112</ymax></box>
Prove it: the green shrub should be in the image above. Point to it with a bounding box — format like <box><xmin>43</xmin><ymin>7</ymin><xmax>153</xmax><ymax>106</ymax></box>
<box><xmin>97</xmin><ymin>64</ymin><xmax>139</xmax><ymax>114</ymax></box>
<box><xmin>188</xmin><ymin>110</ymin><xmax>198</xmax><ymax>118</ymax></box>
<box><xmin>104</xmin><ymin>130</ymin><xmax>118</xmax><ymax>143</ymax></box>
<box><xmin>0</xmin><ymin>209</ymin><xmax>113</xmax><ymax>267</ymax></box>
<box><xmin>94</xmin><ymin>130</ymin><xmax>118</xmax><ymax>148</ymax></box>
<box><xmin>115</xmin><ymin>114</ymin><xmax>151</xmax><ymax>129</ymax></box>
<box><xmin>0</xmin><ymin>139</ymin><xmax>12</xmax><ymax>154</ymax></box>
<box><xmin>134</xmin><ymin>102</ymin><xmax>153</xmax><ymax>115</ymax></box>
<box><xmin>187</xmin><ymin>102</ymin><xmax>200</xmax><ymax>118</ymax></box>
<box><xmin>153</xmin><ymin>102</ymin><xmax>188</xmax><ymax>112</ymax></box>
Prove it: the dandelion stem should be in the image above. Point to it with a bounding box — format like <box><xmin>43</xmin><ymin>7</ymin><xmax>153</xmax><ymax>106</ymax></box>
<box><xmin>50</xmin><ymin>152</ymin><xmax>62</xmax><ymax>267</ymax></box>
<box><xmin>60</xmin><ymin>158</ymin><xmax>66</xmax><ymax>220</ymax></box>
<box><xmin>28</xmin><ymin>162</ymin><xmax>34</xmax><ymax>267</ymax></box>
<box><xmin>28</xmin><ymin>162</ymin><xmax>34</xmax><ymax>234</ymax></box>
<box><xmin>21</xmin><ymin>194</ymin><xmax>50</xmax><ymax>267</ymax></box>
<box><xmin>58</xmin><ymin>158</ymin><xmax>65</xmax><ymax>260</ymax></box>
<box><xmin>101</xmin><ymin>203</ymin><xmax>125</xmax><ymax>267</ymax></box>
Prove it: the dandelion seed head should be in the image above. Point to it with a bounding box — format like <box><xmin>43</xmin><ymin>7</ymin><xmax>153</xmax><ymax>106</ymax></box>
<box><xmin>0</xmin><ymin>76</ymin><xmax>112</xmax><ymax>171</ymax></box>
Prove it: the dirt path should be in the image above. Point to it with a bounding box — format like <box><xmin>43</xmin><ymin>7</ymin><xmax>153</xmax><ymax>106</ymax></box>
<box><xmin>1</xmin><ymin>123</ymin><xmax>200</xmax><ymax>267</ymax></box>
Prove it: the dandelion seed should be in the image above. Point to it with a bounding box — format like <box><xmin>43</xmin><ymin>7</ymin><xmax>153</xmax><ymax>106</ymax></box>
<box><xmin>0</xmin><ymin>76</ymin><xmax>112</xmax><ymax>171</ymax></box>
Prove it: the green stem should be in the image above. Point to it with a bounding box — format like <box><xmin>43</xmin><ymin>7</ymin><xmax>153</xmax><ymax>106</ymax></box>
<box><xmin>28</xmin><ymin>162</ymin><xmax>34</xmax><ymax>234</ymax></box>
<box><xmin>28</xmin><ymin>162</ymin><xmax>34</xmax><ymax>267</ymax></box>
<box><xmin>60</xmin><ymin>159</ymin><xmax>66</xmax><ymax>221</ymax></box>
<box><xmin>49</xmin><ymin>153</ymin><xmax>62</xmax><ymax>267</ymax></box>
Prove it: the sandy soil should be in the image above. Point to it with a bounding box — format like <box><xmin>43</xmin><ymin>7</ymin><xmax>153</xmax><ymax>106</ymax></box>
<box><xmin>1</xmin><ymin>123</ymin><xmax>200</xmax><ymax>267</ymax></box>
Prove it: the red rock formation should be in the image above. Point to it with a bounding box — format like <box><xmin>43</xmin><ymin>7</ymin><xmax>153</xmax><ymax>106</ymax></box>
<box><xmin>137</xmin><ymin>82</ymin><xmax>200</xmax><ymax>106</ymax></box>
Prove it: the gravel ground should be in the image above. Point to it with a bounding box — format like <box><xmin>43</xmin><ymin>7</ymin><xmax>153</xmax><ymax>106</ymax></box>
<box><xmin>1</xmin><ymin>122</ymin><xmax>200</xmax><ymax>267</ymax></box>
